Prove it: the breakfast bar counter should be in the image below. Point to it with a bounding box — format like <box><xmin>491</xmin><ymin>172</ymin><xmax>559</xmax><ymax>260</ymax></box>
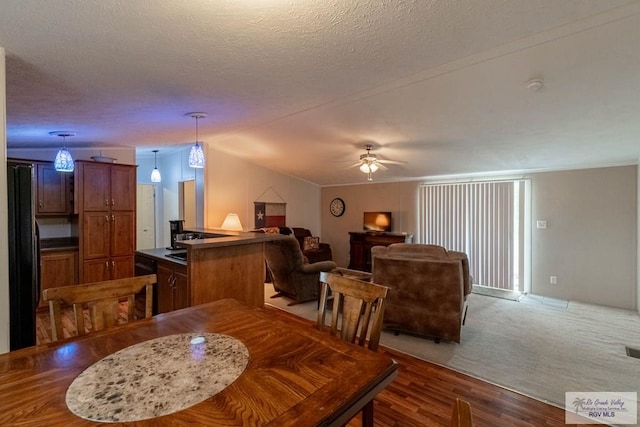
<box><xmin>136</xmin><ymin>231</ymin><xmax>287</xmax><ymax>310</ymax></box>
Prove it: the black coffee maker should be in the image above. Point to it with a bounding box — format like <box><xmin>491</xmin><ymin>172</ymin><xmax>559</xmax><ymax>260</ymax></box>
<box><xmin>168</xmin><ymin>220</ymin><xmax>185</xmax><ymax>250</ymax></box>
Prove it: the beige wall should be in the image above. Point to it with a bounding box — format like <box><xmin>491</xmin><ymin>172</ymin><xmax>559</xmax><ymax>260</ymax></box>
<box><xmin>203</xmin><ymin>146</ymin><xmax>321</xmax><ymax>234</ymax></box>
<box><xmin>322</xmin><ymin>181</ymin><xmax>421</xmax><ymax>269</ymax></box>
<box><xmin>531</xmin><ymin>166</ymin><xmax>637</xmax><ymax>309</ymax></box>
<box><xmin>1</xmin><ymin>47</ymin><xmax>9</xmax><ymax>353</ymax></box>
<box><xmin>321</xmin><ymin>165</ymin><xmax>638</xmax><ymax>310</ymax></box>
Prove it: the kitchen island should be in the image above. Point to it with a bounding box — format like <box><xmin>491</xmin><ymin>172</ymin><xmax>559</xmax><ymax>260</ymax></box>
<box><xmin>136</xmin><ymin>231</ymin><xmax>287</xmax><ymax>312</ymax></box>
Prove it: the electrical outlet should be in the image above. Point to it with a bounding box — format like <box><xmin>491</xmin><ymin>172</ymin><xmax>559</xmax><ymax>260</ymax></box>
<box><xmin>537</xmin><ymin>220</ymin><xmax>547</xmax><ymax>229</ymax></box>
<box><xmin>550</xmin><ymin>276</ymin><xmax>557</xmax><ymax>285</ymax></box>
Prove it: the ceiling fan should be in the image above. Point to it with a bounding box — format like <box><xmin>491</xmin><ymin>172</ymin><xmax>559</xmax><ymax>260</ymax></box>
<box><xmin>355</xmin><ymin>144</ymin><xmax>404</xmax><ymax>181</ymax></box>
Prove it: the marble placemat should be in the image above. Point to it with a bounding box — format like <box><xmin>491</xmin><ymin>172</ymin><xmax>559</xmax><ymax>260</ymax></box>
<box><xmin>66</xmin><ymin>333</ymin><xmax>249</xmax><ymax>423</ymax></box>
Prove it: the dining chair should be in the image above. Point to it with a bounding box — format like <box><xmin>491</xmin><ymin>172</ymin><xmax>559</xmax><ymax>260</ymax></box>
<box><xmin>42</xmin><ymin>274</ymin><xmax>157</xmax><ymax>342</ymax></box>
<box><xmin>317</xmin><ymin>271</ymin><xmax>390</xmax><ymax>427</ymax></box>
<box><xmin>450</xmin><ymin>398</ymin><xmax>474</xmax><ymax>427</ymax></box>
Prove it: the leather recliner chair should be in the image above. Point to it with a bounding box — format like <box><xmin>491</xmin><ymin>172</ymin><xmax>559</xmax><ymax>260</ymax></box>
<box><xmin>264</xmin><ymin>237</ymin><xmax>336</xmax><ymax>305</ymax></box>
<box><xmin>371</xmin><ymin>243</ymin><xmax>472</xmax><ymax>343</ymax></box>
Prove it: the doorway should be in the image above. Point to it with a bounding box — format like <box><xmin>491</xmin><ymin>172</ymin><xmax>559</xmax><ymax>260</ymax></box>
<box><xmin>179</xmin><ymin>179</ymin><xmax>196</xmax><ymax>229</ymax></box>
<box><xmin>136</xmin><ymin>184</ymin><xmax>156</xmax><ymax>250</ymax></box>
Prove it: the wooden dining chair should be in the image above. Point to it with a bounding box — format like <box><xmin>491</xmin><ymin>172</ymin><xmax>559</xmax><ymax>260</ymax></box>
<box><xmin>317</xmin><ymin>271</ymin><xmax>390</xmax><ymax>427</ymax></box>
<box><xmin>450</xmin><ymin>398</ymin><xmax>474</xmax><ymax>427</ymax></box>
<box><xmin>42</xmin><ymin>274</ymin><xmax>157</xmax><ymax>342</ymax></box>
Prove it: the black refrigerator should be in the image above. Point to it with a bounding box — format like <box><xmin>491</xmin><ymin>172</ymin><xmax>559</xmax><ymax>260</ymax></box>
<box><xmin>7</xmin><ymin>161</ymin><xmax>40</xmax><ymax>350</ymax></box>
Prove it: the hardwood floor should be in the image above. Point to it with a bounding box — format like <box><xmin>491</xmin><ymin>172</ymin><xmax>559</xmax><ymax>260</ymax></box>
<box><xmin>35</xmin><ymin>305</ymin><xmax>582</xmax><ymax>427</ymax></box>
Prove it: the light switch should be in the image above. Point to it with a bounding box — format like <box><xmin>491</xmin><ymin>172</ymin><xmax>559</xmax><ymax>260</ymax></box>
<box><xmin>536</xmin><ymin>220</ymin><xmax>547</xmax><ymax>229</ymax></box>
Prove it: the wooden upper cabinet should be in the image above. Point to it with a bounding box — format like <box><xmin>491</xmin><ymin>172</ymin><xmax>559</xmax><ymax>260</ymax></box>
<box><xmin>77</xmin><ymin>162</ymin><xmax>136</xmax><ymax>212</ymax></box>
<box><xmin>35</xmin><ymin>162</ymin><xmax>72</xmax><ymax>215</ymax></box>
<box><xmin>79</xmin><ymin>162</ymin><xmax>111</xmax><ymax>212</ymax></box>
<box><xmin>76</xmin><ymin>161</ymin><xmax>137</xmax><ymax>283</ymax></box>
<box><xmin>110</xmin><ymin>165</ymin><xmax>136</xmax><ymax>211</ymax></box>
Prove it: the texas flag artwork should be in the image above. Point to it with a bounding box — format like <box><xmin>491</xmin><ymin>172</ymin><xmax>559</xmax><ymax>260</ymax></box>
<box><xmin>254</xmin><ymin>202</ymin><xmax>286</xmax><ymax>228</ymax></box>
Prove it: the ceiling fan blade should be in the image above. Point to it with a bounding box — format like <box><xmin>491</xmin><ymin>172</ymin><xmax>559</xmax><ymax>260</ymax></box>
<box><xmin>378</xmin><ymin>159</ymin><xmax>407</xmax><ymax>165</ymax></box>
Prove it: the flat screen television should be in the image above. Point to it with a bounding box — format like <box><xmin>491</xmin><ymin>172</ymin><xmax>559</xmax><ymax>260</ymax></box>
<box><xmin>363</xmin><ymin>212</ymin><xmax>392</xmax><ymax>232</ymax></box>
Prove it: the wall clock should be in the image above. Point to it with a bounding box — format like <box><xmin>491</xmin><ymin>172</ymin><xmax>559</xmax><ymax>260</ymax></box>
<box><xmin>330</xmin><ymin>198</ymin><xmax>345</xmax><ymax>217</ymax></box>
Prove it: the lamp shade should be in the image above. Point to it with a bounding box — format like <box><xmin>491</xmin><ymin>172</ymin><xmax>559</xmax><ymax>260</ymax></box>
<box><xmin>359</xmin><ymin>162</ymin><xmax>378</xmax><ymax>173</ymax></box>
<box><xmin>54</xmin><ymin>148</ymin><xmax>74</xmax><ymax>172</ymax></box>
<box><xmin>150</xmin><ymin>167</ymin><xmax>161</xmax><ymax>183</ymax></box>
<box><xmin>189</xmin><ymin>142</ymin><xmax>205</xmax><ymax>168</ymax></box>
<box><xmin>150</xmin><ymin>149</ymin><xmax>161</xmax><ymax>182</ymax></box>
<box><xmin>220</xmin><ymin>213</ymin><xmax>243</xmax><ymax>231</ymax></box>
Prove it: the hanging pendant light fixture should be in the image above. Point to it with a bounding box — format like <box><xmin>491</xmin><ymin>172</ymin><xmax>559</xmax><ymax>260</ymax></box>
<box><xmin>150</xmin><ymin>149</ymin><xmax>161</xmax><ymax>183</ymax></box>
<box><xmin>50</xmin><ymin>131</ymin><xmax>76</xmax><ymax>172</ymax></box>
<box><xmin>186</xmin><ymin>112</ymin><xmax>207</xmax><ymax>168</ymax></box>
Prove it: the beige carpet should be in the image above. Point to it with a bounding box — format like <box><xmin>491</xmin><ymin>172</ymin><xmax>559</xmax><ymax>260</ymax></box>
<box><xmin>265</xmin><ymin>284</ymin><xmax>640</xmax><ymax>424</ymax></box>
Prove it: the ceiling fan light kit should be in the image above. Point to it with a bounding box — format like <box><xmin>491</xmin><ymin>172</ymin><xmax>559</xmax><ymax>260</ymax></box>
<box><xmin>359</xmin><ymin>144</ymin><xmax>379</xmax><ymax>181</ymax></box>
<box><xmin>187</xmin><ymin>112</ymin><xmax>207</xmax><ymax>168</ymax></box>
<box><xmin>50</xmin><ymin>131</ymin><xmax>76</xmax><ymax>172</ymax></box>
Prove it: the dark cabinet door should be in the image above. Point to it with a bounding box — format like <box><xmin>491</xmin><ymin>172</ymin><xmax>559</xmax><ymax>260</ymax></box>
<box><xmin>156</xmin><ymin>263</ymin><xmax>174</xmax><ymax>314</ymax></box>
<box><xmin>81</xmin><ymin>163</ymin><xmax>110</xmax><ymax>211</ymax></box>
<box><xmin>172</xmin><ymin>269</ymin><xmax>189</xmax><ymax>310</ymax></box>
<box><xmin>83</xmin><ymin>259</ymin><xmax>110</xmax><ymax>283</ymax></box>
<box><xmin>36</xmin><ymin>163</ymin><xmax>71</xmax><ymax>214</ymax></box>
<box><xmin>112</xmin><ymin>255</ymin><xmax>134</xmax><ymax>280</ymax></box>
<box><xmin>110</xmin><ymin>165</ymin><xmax>136</xmax><ymax>211</ymax></box>
<box><xmin>83</xmin><ymin>212</ymin><xmax>110</xmax><ymax>259</ymax></box>
<box><xmin>111</xmin><ymin>211</ymin><xmax>135</xmax><ymax>257</ymax></box>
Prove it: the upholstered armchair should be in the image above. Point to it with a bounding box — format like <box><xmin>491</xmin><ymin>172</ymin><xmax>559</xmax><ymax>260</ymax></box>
<box><xmin>371</xmin><ymin>243</ymin><xmax>472</xmax><ymax>343</ymax></box>
<box><xmin>290</xmin><ymin>227</ymin><xmax>333</xmax><ymax>263</ymax></box>
<box><xmin>264</xmin><ymin>238</ymin><xmax>337</xmax><ymax>305</ymax></box>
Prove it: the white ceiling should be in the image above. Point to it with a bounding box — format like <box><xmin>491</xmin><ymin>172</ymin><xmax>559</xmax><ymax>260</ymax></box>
<box><xmin>1</xmin><ymin>0</ymin><xmax>639</xmax><ymax>186</ymax></box>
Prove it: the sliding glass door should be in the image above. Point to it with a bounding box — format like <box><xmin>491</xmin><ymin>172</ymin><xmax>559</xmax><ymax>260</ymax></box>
<box><xmin>419</xmin><ymin>180</ymin><xmax>529</xmax><ymax>291</ymax></box>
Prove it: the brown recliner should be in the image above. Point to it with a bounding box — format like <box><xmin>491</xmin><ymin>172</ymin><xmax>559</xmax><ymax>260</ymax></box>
<box><xmin>264</xmin><ymin>237</ymin><xmax>336</xmax><ymax>305</ymax></box>
<box><xmin>371</xmin><ymin>243</ymin><xmax>472</xmax><ymax>343</ymax></box>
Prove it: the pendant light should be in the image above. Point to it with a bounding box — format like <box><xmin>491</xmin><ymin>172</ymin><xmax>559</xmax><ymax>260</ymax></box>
<box><xmin>50</xmin><ymin>131</ymin><xmax>76</xmax><ymax>172</ymax></box>
<box><xmin>186</xmin><ymin>112</ymin><xmax>207</xmax><ymax>168</ymax></box>
<box><xmin>150</xmin><ymin>149</ymin><xmax>161</xmax><ymax>183</ymax></box>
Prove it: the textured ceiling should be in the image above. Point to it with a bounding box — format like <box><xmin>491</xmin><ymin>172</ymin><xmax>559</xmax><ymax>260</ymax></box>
<box><xmin>1</xmin><ymin>0</ymin><xmax>639</xmax><ymax>185</ymax></box>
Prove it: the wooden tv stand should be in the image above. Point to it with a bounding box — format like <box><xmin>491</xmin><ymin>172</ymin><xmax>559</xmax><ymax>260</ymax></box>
<box><xmin>348</xmin><ymin>232</ymin><xmax>413</xmax><ymax>272</ymax></box>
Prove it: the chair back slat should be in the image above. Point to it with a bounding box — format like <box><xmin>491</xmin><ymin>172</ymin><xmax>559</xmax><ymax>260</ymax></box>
<box><xmin>42</xmin><ymin>274</ymin><xmax>157</xmax><ymax>342</ymax></box>
<box><xmin>450</xmin><ymin>398</ymin><xmax>473</xmax><ymax>427</ymax></box>
<box><xmin>318</xmin><ymin>271</ymin><xmax>389</xmax><ymax>351</ymax></box>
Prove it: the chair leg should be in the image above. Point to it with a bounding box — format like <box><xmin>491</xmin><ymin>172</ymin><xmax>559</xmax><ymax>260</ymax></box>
<box><xmin>462</xmin><ymin>304</ymin><xmax>468</xmax><ymax>325</ymax></box>
<box><xmin>270</xmin><ymin>292</ymin><xmax>284</xmax><ymax>299</ymax></box>
<box><xmin>362</xmin><ymin>400</ymin><xmax>374</xmax><ymax>427</ymax></box>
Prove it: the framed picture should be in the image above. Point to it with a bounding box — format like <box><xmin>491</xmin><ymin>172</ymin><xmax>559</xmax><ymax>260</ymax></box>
<box><xmin>254</xmin><ymin>202</ymin><xmax>286</xmax><ymax>228</ymax></box>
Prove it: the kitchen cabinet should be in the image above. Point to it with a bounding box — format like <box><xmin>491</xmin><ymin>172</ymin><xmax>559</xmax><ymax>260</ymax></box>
<box><xmin>39</xmin><ymin>250</ymin><xmax>78</xmax><ymax>308</ymax></box>
<box><xmin>76</xmin><ymin>161</ymin><xmax>137</xmax><ymax>283</ymax></box>
<box><xmin>156</xmin><ymin>260</ymin><xmax>189</xmax><ymax>314</ymax></box>
<box><xmin>35</xmin><ymin>162</ymin><xmax>73</xmax><ymax>215</ymax></box>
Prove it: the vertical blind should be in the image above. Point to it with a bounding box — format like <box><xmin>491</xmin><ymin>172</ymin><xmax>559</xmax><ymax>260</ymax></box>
<box><xmin>419</xmin><ymin>181</ymin><xmax>517</xmax><ymax>290</ymax></box>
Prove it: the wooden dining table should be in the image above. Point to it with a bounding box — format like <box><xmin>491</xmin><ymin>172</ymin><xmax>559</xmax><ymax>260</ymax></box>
<box><xmin>0</xmin><ymin>298</ymin><xmax>397</xmax><ymax>426</ymax></box>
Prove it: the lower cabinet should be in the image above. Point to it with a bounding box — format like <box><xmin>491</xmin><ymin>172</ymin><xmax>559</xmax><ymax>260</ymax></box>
<box><xmin>82</xmin><ymin>256</ymin><xmax>134</xmax><ymax>283</ymax></box>
<box><xmin>40</xmin><ymin>250</ymin><xmax>78</xmax><ymax>308</ymax></box>
<box><xmin>156</xmin><ymin>260</ymin><xmax>189</xmax><ymax>314</ymax></box>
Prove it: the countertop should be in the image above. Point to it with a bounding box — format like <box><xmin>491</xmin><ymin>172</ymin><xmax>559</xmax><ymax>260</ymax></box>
<box><xmin>135</xmin><ymin>230</ymin><xmax>287</xmax><ymax>265</ymax></box>
<box><xmin>40</xmin><ymin>237</ymin><xmax>79</xmax><ymax>252</ymax></box>
<box><xmin>175</xmin><ymin>229</ymin><xmax>287</xmax><ymax>250</ymax></box>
